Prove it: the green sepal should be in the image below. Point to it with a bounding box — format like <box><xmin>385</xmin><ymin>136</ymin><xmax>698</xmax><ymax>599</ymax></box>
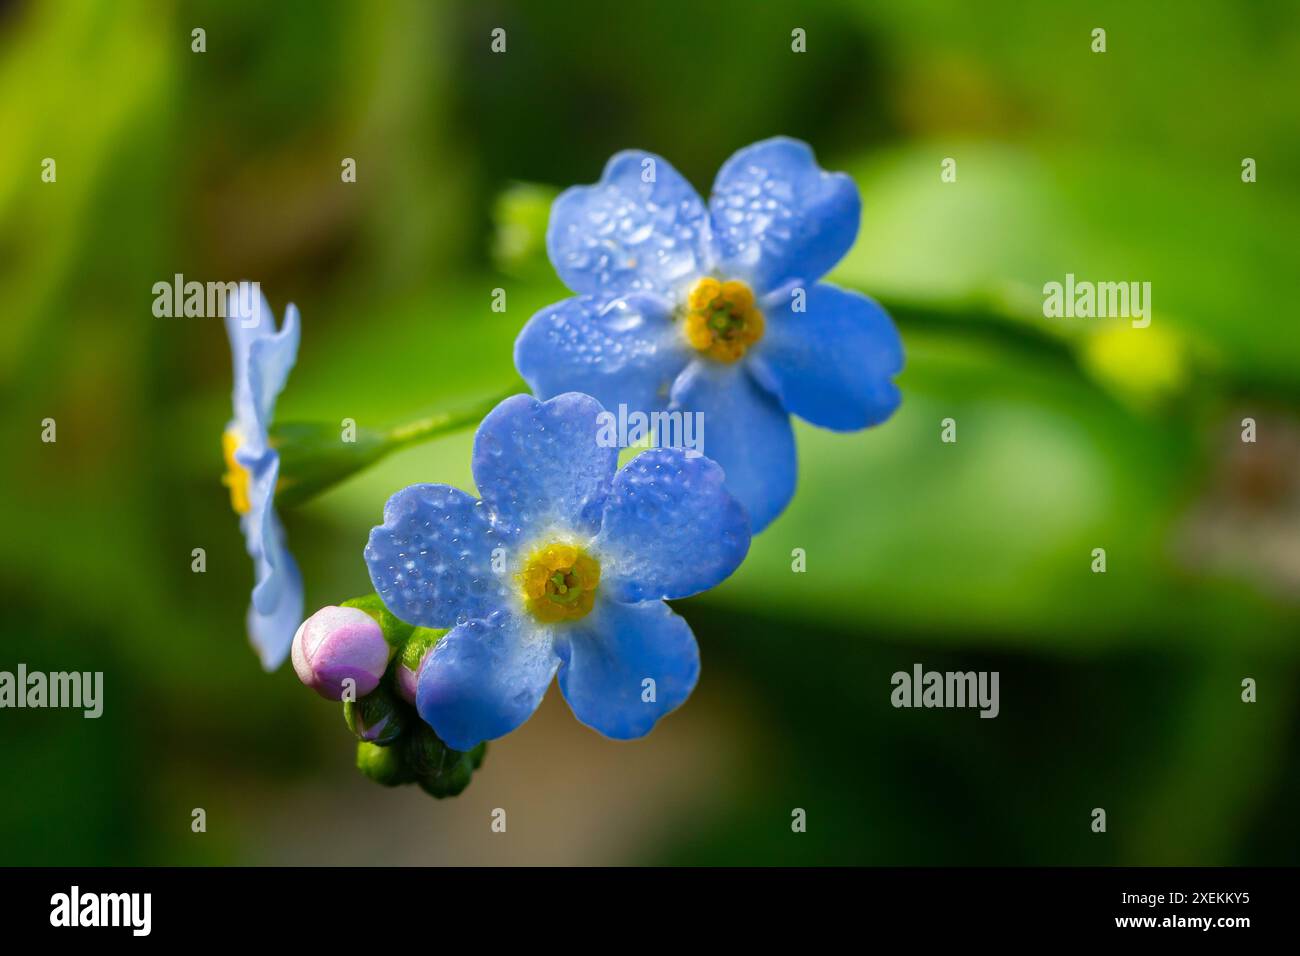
<box><xmin>343</xmin><ymin>686</ymin><xmax>406</xmax><ymax>746</ymax></box>
<box><xmin>400</xmin><ymin>626</ymin><xmax>448</xmax><ymax>671</ymax></box>
<box><xmin>402</xmin><ymin>722</ymin><xmax>452</xmax><ymax>777</ymax></box>
<box><xmin>403</xmin><ymin>724</ymin><xmax>488</xmax><ymax>799</ymax></box>
<box><xmin>468</xmin><ymin>741</ymin><xmax>487</xmax><ymax>770</ymax></box>
<box><xmin>418</xmin><ymin>756</ymin><xmax>474</xmax><ymax>800</ymax></box>
<box><xmin>341</xmin><ymin>594</ymin><xmax>414</xmax><ymax>650</ymax></box>
<box><xmin>356</xmin><ymin>741</ymin><xmax>414</xmax><ymax>787</ymax></box>
<box><xmin>269</xmin><ymin>421</ymin><xmax>392</xmax><ymax>509</ymax></box>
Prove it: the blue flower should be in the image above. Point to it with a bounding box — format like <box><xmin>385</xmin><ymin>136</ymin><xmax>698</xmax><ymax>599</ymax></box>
<box><xmin>364</xmin><ymin>392</ymin><xmax>750</xmax><ymax>750</ymax></box>
<box><xmin>223</xmin><ymin>284</ymin><xmax>304</xmax><ymax>670</ymax></box>
<box><xmin>515</xmin><ymin>136</ymin><xmax>904</xmax><ymax>531</ymax></box>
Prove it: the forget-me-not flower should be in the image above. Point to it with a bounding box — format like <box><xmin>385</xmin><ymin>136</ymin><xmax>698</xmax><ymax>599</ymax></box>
<box><xmin>515</xmin><ymin>136</ymin><xmax>904</xmax><ymax>531</ymax></box>
<box><xmin>223</xmin><ymin>284</ymin><xmax>304</xmax><ymax>670</ymax></box>
<box><xmin>364</xmin><ymin>392</ymin><xmax>750</xmax><ymax>751</ymax></box>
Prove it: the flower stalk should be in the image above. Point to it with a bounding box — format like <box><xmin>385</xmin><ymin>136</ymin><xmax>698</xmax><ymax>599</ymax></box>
<box><xmin>271</xmin><ymin>381</ymin><xmax>527</xmax><ymax>509</ymax></box>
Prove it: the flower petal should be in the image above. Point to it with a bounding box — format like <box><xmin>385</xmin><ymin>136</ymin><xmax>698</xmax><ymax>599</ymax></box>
<box><xmin>595</xmin><ymin>448</ymin><xmax>750</xmax><ymax>601</ymax></box>
<box><xmin>514</xmin><ymin>294</ymin><xmax>688</xmax><ymax>415</ymax></box>
<box><xmin>225</xmin><ymin>284</ymin><xmax>299</xmax><ymax>451</ymax></box>
<box><xmin>709</xmin><ymin>137</ymin><xmax>860</xmax><ymax>295</ymax></box>
<box><xmin>749</xmin><ymin>282</ymin><xmax>903</xmax><ymax>431</ymax></box>
<box><xmin>669</xmin><ymin>361</ymin><xmax>796</xmax><ymax>533</ymax></box>
<box><xmin>416</xmin><ymin>613</ymin><xmax>559</xmax><ymax>751</ymax></box>
<box><xmin>547</xmin><ymin>150</ymin><xmax>712</xmax><ymax>298</ymax></box>
<box><xmin>364</xmin><ymin>484</ymin><xmax>511</xmax><ymax>629</ymax></box>
<box><xmin>555</xmin><ymin>597</ymin><xmax>699</xmax><ymax>740</ymax></box>
<box><xmin>240</xmin><ymin>456</ymin><xmax>303</xmax><ymax>670</ymax></box>
<box><xmin>472</xmin><ymin>393</ymin><xmax>618</xmax><ymax>541</ymax></box>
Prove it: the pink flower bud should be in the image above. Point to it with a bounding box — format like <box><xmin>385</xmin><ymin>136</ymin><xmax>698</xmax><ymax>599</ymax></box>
<box><xmin>291</xmin><ymin>606</ymin><xmax>390</xmax><ymax>701</ymax></box>
<box><xmin>396</xmin><ymin>650</ymin><xmax>430</xmax><ymax>704</ymax></box>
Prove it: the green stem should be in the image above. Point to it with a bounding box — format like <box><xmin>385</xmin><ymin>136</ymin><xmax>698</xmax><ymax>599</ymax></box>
<box><xmin>384</xmin><ymin>380</ymin><xmax>527</xmax><ymax>453</ymax></box>
<box><xmin>269</xmin><ymin>381</ymin><xmax>527</xmax><ymax>509</ymax></box>
<box><xmin>866</xmin><ymin>285</ymin><xmax>1300</xmax><ymax>407</ymax></box>
<box><xmin>872</xmin><ymin>289</ymin><xmax>1077</xmax><ymax>366</ymax></box>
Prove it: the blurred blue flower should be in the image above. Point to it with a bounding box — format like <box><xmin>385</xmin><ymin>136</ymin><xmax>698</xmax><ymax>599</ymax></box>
<box><xmin>223</xmin><ymin>284</ymin><xmax>304</xmax><ymax>670</ymax></box>
<box><xmin>364</xmin><ymin>392</ymin><xmax>750</xmax><ymax>750</ymax></box>
<box><xmin>515</xmin><ymin>137</ymin><xmax>904</xmax><ymax>531</ymax></box>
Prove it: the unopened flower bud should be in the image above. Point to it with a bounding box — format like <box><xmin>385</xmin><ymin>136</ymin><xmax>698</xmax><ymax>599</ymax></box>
<box><xmin>292</xmin><ymin>605</ymin><xmax>391</xmax><ymax>701</ymax></box>
<box><xmin>419</xmin><ymin>756</ymin><xmax>474</xmax><ymax>799</ymax></box>
<box><xmin>343</xmin><ymin>685</ymin><xmax>405</xmax><ymax>745</ymax></box>
<box><xmin>339</xmin><ymin>593</ymin><xmax>413</xmax><ymax>649</ymax></box>
<box><xmin>395</xmin><ymin>627</ymin><xmax>447</xmax><ymax>704</ymax></box>
<box><xmin>402</xmin><ymin>722</ymin><xmax>451</xmax><ymax>778</ymax></box>
<box><xmin>405</xmin><ymin>725</ymin><xmax>487</xmax><ymax>799</ymax></box>
<box><xmin>420</xmin><ymin>742</ymin><xmax>488</xmax><ymax>799</ymax></box>
<box><xmin>356</xmin><ymin>741</ymin><xmax>413</xmax><ymax>787</ymax></box>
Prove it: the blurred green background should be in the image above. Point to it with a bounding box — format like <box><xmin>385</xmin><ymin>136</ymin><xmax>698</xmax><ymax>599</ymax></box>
<box><xmin>2</xmin><ymin>0</ymin><xmax>1298</xmax><ymax>865</ymax></box>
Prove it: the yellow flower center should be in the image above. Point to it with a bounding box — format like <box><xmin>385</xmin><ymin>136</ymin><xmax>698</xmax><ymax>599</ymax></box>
<box><xmin>518</xmin><ymin>542</ymin><xmax>600</xmax><ymax>623</ymax></box>
<box><xmin>683</xmin><ymin>277</ymin><xmax>764</xmax><ymax>363</ymax></box>
<box><xmin>222</xmin><ymin>429</ymin><xmax>252</xmax><ymax>515</ymax></box>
